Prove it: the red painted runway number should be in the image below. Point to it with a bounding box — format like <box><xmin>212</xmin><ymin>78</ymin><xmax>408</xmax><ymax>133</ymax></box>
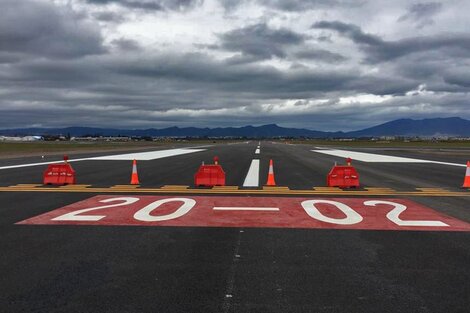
<box><xmin>18</xmin><ymin>196</ymin><xmax>470</xmax><ymax>231</ymax></box>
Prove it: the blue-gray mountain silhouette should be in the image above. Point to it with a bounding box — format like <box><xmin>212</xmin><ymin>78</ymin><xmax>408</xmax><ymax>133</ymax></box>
<box><xmin>1</xmin><ymin>117</ymin><xmax>469</xmax><ymax>137</ymax></box>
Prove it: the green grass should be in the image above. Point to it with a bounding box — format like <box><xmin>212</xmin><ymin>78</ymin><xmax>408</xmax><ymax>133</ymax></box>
<box><xmin>0</xmin><ymin>139</ymin><xmax>232</xmax><ymax>157</ymax></box>
<box><xmin>1</xmin><ymin>139</ymin><xmax>468</xmax><ymax>157</ymax></box>
<box><xmin>0</xmin><ymin>141</ymin><xmax>161</xmax><ymax>156</ymax></box>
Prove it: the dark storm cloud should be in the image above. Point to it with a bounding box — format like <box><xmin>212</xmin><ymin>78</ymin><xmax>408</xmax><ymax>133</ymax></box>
<box><xmin>1</xmin><ymin>50</ymin><xmax>414</xmax><ymax>109</ymax></box>
<box><xmin>110</xmin><ymin>52</ymin><xmax>416</xmax><ymax>97</ymax></box>
<box><xmin>294</xmin><ymin>49</ymin><xmax>347</xmax><ymax>63</ymax></box>
<box><xmin>92</xmin><ymin>11</ymin><xmax>126</xmax><ymax>22</ymax></box>
<box><xmin>0</xmin><ymin>0</ymin><xmax>105</xmax><ymax>59</ymax></box>
<box><xmin>0</xmin><ymin>52</ymin><xmax>23</xmax><ymax>64</ymax></box>
<box><xmin>398</xmin><ymin>2</ymin><xmax>442</xmax><ymax>28</ymax></box>
<box><xmin>163</xmin><ymin>0</ymin><xmax>204</xmax><ymax>10</ymax></box>
<box><xmin>346</xmin><ymin>75</ymin><xmax>416</xmax><ymax>95</ymax></box>
<box><xmin>312</xmin><ymin>20</ymin><xmax>470</xmax><ymax>63</ymax></box>
<box><xmin>112</xmin><ymin>53</ymin><xmax>351</xmax><ymax>94</ymax></box>
<box><xmin>259</xmin><ymin>0</ymin><xmax>364</xmax><ymax>11</ymax></box>
<box><xmin>312</xmin><ymin>21</ymin><xmax>382</xmax><ymax>46</ymax></box>
<box><xmin>443</xmin><ymin>71</ymin><xmax>470</xmax><ymax>88</ymax></box>
<box><xmin>218</xmin><ymin>23</ymin><xmax>307</xmax><ymax>59</ymax></box>
<box><xmin>220</xmin><ymin>0</ymin><xmax>364</xmax><ymax>12</ymax></box>
<box><xmin>1</xmin><ymin>0</ymin><xmax>469</xmax><ymax>130</ymax></box>
<box><xmin>85</xmin><ymin>0</ymin><xmax>162</xmax><ymax>10</ymax></box>
<box><xmin>3</xmin><ymin>59</ymin><xmax>104</xmax><ymax>89</ymax></box>
<box><xmin>111</xmin><ymin>38</ymin><xmax>142</xmax><ymax>51</ymax></box>
<box><xmin>85</xmin><ymin>0</ymin><xmax>203</xmax><ymax>11</ymax></box>
<box><xmin>223</xmin><ymin>54</ymin><xmax>265</xmax><ymax>65</ymax></box>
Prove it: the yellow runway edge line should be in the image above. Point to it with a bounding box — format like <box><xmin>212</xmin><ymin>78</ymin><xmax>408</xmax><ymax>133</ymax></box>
<box><xmin>0</xmin><ymin>185</ymin><xmax>469</xmax><ymax>197</ymax></box>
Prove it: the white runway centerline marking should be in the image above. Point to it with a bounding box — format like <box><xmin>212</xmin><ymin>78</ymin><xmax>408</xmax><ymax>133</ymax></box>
<box><xmin>213</xmin><ymin>207</ymin><xmax>279</xmax><ymax>211</ymax></box>
<box><xmin>243</xmin><ymin>159</ymin><xmax>260</xmax><ymax>187</ymax></box>
<box><xmin>0</xmin><ymin>148</ymin><xmax>206</xmax><ymax>170</ymax></box>
<box><xmin>311</xmin><ymin>149</ymin><xmax>466</xmax><ymax>167</ymax></box>
<box><xmin>255</xmin><ymin>148</ymin><xmax>260</xmax><ymax>154</ymax></box>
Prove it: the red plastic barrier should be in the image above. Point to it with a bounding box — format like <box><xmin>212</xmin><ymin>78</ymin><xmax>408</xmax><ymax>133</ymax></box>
<box><xmin>194</xmin><ymin>157</ymin><xmax>225</xmax><ymax>187</ymax></box>
<box><xmin>43</xmin><ymin>163</ymin><xmax>76</xmax><ymax>185</ymax></box>
<box><xmin>327</xmin><ymin>165</ymin><xmax>359</xmax><ymax>188</ymax></box>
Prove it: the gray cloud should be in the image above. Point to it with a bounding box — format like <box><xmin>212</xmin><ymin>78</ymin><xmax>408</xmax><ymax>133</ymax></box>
<box><xmin>398</xmin><ymin>2</ymin><xmax>443</xmax><ymax>28</ymax></box>
<box><xmin>111</xmin><ymin>53</ymin><xmax>359</xmax><ymax>95</ymax></box>
<box><xmin>220</xmin><ymin>0</ymin><xmax>364</xmax><ymax>12</ymax></box>
<box><xmin>312</xmin><ymin>20</ymin><xmax>470</xmax><ymax>63</ymax></box>
<box><xmin>0</xmin><ymin>52</ymin><xmax>23</xmax><ymax>64</ymax></box>
<box><xmin>294</xmin><ymin>49</ymin><xmax>347</xmax><ymax>63</ymax></box>
<box><xmin>261</xmin><ymin>0</ymin><xmax>364</xmax><ymax>11</ymax></box>
<box><xmin>0</xmin><ymin>0</ymin><xmax>105</xmax><ymax>59</ymax></box>
<box><xmin>92</xmin><ymin>11</ymin><xmax>126</xmax><ymax>23</ymax></box>
<box><xmin>443</xmin><ymin>70</ymin><xmax>470</xmax><ymax>88</ymax></box>
<box><xmin>312</xmin><ymin>21</ymin><xmax>382</xmax><ymax>46</ymax></box>
<box><xmin>1</xmin><ymin>51</ymin><xmax>415</xmax><ymax>110</ymax></box>
<box><xmin>111</xmin><ymin>38</ymin><xmax>142</xmax><ymax>51</ymax></box>
<box><xmin>0</xmin><ymin>0</ymin><xmax>469</xmax><ymax>130</ymax></box>
<box><xmin>219</xmin><ymin>23</ymin><xmax>307</xmax><ymax>59</ymax></box>
<box><xmin>85</xmin><ymin>0</ymin><xmax>203</xmax><ymax>11</ymax></box>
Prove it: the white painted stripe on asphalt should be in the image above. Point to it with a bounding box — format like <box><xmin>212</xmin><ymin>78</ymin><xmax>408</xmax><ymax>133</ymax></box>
<box><xmin>88</xmin><ymin>148</ymin><xmax>206</xmax><ymax>160</ymax></box>
<box><xmin>0</xmin><ymin>158</ymin><xmax>90</xmax><ymax>170</ymax></box>
<box><xmin>228</xmin><ymin>142</ymin><xmax>249</xmax><ymax>145</ymax></box>
<box><xmin>213</xmin><ymin>207</ymin><xmax>279</xmax><ymax>211</ymax></box>
<box><xmin>311</xmin><ymin>149</ymin><xmax>466</xmax><ymax>167</ymax></box>
<box><xmin>243</xmin><ymin>159</ymin><xmax>260</xmax><ymax>187</ymax></box>
<box><xmin>0</xmin><ymin>148</ymin><xmax>206</xmax><ymax>170</ymax></box>
<box><xmin>255</xmin><ymin>148</ymin><xmax>260</xmax><ymax>154</ymax></box>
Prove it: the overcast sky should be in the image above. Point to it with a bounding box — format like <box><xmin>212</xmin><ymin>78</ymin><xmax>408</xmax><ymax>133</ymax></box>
<box><xmin>1</xmin><ymin>0</ymin><xmax>469</xmax><ymax>131</ymax></box>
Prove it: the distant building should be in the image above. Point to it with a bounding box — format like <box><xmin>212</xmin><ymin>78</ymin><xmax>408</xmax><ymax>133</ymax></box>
<box><xmin>0</xmin><ymin>136</ymin><xmax>43</xmax><ymax>141</ymax></box>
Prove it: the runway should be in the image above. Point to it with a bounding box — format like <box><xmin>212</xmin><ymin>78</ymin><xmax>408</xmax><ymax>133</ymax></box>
<box><xmin>0</xmin><ymin>141</ymin><xmax>469</xmax><ymax>312</ymax></box>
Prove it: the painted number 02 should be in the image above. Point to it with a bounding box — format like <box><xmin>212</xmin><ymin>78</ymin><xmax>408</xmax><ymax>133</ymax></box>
<box><xmin>302</xmin><ymin>199</ymin><xmax>448</xmax><ymax>227</ymax></box>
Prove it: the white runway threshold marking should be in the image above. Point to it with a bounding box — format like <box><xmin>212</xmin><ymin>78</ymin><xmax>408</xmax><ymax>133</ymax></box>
<box><xmin>0</xmin><ymin>148</ymin><xmax>206</xmax><ymax>170</ymax></box>
<box><xmin>312</xmin><ymin>149</ymin><xmax>466</xmax><ymax>167</ymax></box>
<box><xmin>213</xmin><ymin>207</ymin><xmax>279</xmax><ymax>211</ymax></box>
<box><xmin>243</xmin><ymin>159</ymin><xmax>260</xmax><ymax>187</ymax></box>
<box><xmin>88</xmin><ymin>148</ymin><xmax>206</xmax><ymax>161</ymax></box>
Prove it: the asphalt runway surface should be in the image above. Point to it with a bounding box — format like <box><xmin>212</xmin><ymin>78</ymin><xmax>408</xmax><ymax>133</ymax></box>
<box><xmin>1</xmin><ymin>141</ymin><xmax>469</xmax><ymax>312</ymax></box>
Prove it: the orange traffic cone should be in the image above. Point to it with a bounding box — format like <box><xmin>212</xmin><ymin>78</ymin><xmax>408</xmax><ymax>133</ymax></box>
<box><xmin>130</xmin><ymin>159</ymin><xmax>140</xmax><ymax>185</ymax></box>
<box><xmin>463</xmin><ymin>161</ymin><xmax>470</xmax><ymax>188</ymax></box>
<box><xmin>266</xmin><ymin>159</ymin><xmax>276</xmax><ymax>186</ymax></box>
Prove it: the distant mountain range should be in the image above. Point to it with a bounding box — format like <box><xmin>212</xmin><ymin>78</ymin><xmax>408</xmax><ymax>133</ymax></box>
<box><xmin>1</xmin><ymin>117</ymin><xmax>469</xmax><ymax>138</ymax></box>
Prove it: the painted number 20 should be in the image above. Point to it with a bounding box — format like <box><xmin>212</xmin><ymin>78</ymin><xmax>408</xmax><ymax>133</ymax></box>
<box><xmin>52</xmin><ymin>197</ymin><xmax>196</xmax><ymax>222</ymax></box>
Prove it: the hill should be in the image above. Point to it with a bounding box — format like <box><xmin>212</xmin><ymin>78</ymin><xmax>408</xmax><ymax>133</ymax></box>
<box><xmin>1</xmin><ymin>117</ymin><xmax>469</xmax><ymax>138</ymax></box>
